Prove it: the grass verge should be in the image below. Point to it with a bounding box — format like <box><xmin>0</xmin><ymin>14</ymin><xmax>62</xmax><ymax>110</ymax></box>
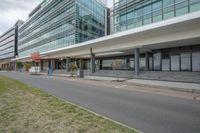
<box><xmin>0</xmin><ymin>76</ymin><xmax>138</xmax><ymax>133</ymax></box>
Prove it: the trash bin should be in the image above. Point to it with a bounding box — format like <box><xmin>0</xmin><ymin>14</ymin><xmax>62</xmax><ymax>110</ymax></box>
<box><xmin>77</xmin><ymin>69</ymin><xmax>84</xmax><ymax>78</ymax></box>
<box><xmin>49</xmin><ymin>68</ymin><xmax>53</xmax><ymax>76</ymax></box>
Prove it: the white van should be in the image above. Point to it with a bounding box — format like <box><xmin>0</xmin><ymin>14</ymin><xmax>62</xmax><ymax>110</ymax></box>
<box><xmin>29</xmin><ymin>67</ymin><xmax>40</xmax><ymax>74</ymax></box>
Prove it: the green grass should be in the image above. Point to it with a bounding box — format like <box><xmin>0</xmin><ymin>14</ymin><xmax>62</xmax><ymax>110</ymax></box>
<box><xmin>0</xmin><ymin>76</ymin><xmax>138</xmax><ymax>133</ymax></box>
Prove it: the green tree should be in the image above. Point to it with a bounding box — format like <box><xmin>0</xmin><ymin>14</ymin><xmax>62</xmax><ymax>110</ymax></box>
<box><xmin>23</xmin><ymin>62</ymin><xmax>32</xmax><ymax>72</ymax></box>
<box><xmin>69</xmin><ymin>63</ymin><xmax>77</xmax><ymax>77</ymax></box>
<box><xmin>112</xmin><ymin>60</ymin><xmax>123</xmax><ymax>81</ymax></box>
<box><xmin>16</xmin><ymin>61</ymin><xmax>23</xmax><ymax>70</ymax></box>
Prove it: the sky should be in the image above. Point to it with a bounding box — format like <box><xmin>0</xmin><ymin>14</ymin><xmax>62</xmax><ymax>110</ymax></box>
<box><xmin>0</xmin><ymin>0</ymin><xmax>113</xmax><ymax>35</ymax></box>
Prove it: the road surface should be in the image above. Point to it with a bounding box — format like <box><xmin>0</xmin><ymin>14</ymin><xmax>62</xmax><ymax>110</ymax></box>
<box><xmin>0</xmin><ymin>72</ymin><xmax>200</xmax><ymax>133</ymax></box>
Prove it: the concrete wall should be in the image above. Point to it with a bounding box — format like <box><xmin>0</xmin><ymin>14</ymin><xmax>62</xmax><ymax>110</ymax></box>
<box><xmin>85</xmin><ymin>70</ymin><xmax>200</xmax><ymax>83</ymax></box>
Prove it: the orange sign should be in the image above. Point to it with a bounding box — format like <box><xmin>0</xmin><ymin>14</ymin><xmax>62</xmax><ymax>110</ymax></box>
<box><xmin>31</xmin><ymin>52</ymin><xmax>41</xmax><ymax>60</ymax></box>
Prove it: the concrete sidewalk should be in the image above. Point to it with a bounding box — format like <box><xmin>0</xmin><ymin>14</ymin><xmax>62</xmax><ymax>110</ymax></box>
<box><xmin>38</xmin><ymin>72</ymin><xmax>200</xmax><ymax>92</ymax></box>
<box><xmin>84</xmin><ymin>76</ymin><xmax>128</xmax><ymax>81</ymax></box>
<box><xmin>128</xmin><ymin>79</ymin><xmax>200</xmax><ymax>92</ymax></box>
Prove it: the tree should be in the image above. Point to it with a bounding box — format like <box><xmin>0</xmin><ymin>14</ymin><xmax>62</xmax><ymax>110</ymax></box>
<box><xmin>69</xmin><ymin>63</ymin><xmax>77</xmax><ymax>77</ymax></box>
<box><xmin>16</xmin><ymin>61</ymin><xmax>23</xmax><ymax>70</ymax></box>
<box><xmin>112</xmin><ymin>60</ymin><xmax>123</xmax><ymax>81</ymax></box>
<box><xmin>23</xmin><ymin>62</ymin><xmax>32</xmax><ymax>72</ymax></box>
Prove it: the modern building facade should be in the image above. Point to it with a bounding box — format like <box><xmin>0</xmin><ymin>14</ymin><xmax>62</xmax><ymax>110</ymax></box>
<box><xmin>108</xmin><ymin>0</ymin><xmax>200</xmax><ymax>73</ymax></box>
<box><xmin>17</xmin><ymin>0</ymin><xmax>107</xmax><ymax>72</ymax></box>
<box><xmin>18</xmin><ymin>0</ymin><xmax>107</xmax><ymax>58</ymax></box>
<box><xmin>112</xmin><ymin>0</ymin><xmax>200</xmax><ymax>33</ymax></box>
<box><xmin>0</xmin><ymin>20</ymin><xmax>24</xmax><ymax>70</ymax></box>
<box><xmin>16</xmin><ymin>0</ymin><xmax>200</xmax><ymax>83</ymax></box>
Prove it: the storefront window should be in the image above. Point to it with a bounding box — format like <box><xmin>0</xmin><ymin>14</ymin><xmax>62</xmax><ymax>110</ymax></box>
<box><xmin>153</xmin><ymin>52</ymin><xmax>161</xmax><ymax>70</ymax></box>
<box><xmin>192</xmin><ymin>46</ymin><xmax>200</xmax><ymax>71</ymax></box>
<box><xmin>181</xmin><ymin>47</ymin><xmax>191</xmax><ymax>71</ymax></box>
<box><xmin>171</xmin><ymin>48</ymin><xmax>180</xmax><ymax>71</ymax></box>
<box><xmin>130</xmin><ymin>58</ymin><xmax>135</xmax><ymax>70</ymax></box>
<box><xmin>140</xmin><ymin>57</ymin><xmax>146</xmax><ymax>70</ymax></box>
<box><xmin>162</xmin><ymin>49</ymin><xmax>170</xmax><ymax>71</ymax></box>
<box><xmin>102</xmin><ymin>59</ymin><xmax>126</xmax><ymax>70</ymax></box>
<box><xmin>149</xmin><ymin>56</ymin><xmax>153</xmax><ymax>71</ymax></box>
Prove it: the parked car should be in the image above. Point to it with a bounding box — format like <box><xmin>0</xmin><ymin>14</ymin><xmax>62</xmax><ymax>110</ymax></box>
<box><xmin>29</xmin><ymin>67</ymin><xmax>40</xmax><ymax>74</ymax></box>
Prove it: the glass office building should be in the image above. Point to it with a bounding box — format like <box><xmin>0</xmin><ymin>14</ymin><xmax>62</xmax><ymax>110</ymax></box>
<box><xmin>97</xmin><ymin>0</ymin><xmax>200</xmax><ymax>72</ymax></box>
<box><xmin>0</xmin><ymin>20</ymin><xmax>24</xmax><ymax>70</ymax></box>
<box><xmin>112</xmin><ymin>0</ymin><xmax>200</xmax><ymax>33</ymax></box>
<box><xmin>0</xmin><ymin>28</ymin><xmax>15</xmax><ymax>61</ymax></box>
<box><xmin>18</xmin><ymin>0</ymin><xmax>107</xmax><ymax>57</ymax></box>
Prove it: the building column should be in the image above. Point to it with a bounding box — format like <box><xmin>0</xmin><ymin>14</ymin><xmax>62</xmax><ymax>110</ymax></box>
<box><xmin>50</xmin><ymin>59</ymin><xmax>55</xmax><ymax>70</ymax></box>
<box><xmin>79</xmin><ymin>59</ymin><xmax>84</xmax><ymax>70</ymax></box>
<box><xmin>126</xmin><ymin>58</ymin><xmax>130</xmax><ymax>70</ymax></box>
<box><xmin>135</xmin><ymin>48</ymin><xmax>140</xmax><ymax>76</ymax></box>
<box><xmin>66</xmin><ymin>57</ymin><xmax>71</xmax><ymax>72</ymax></box>
<box><xmin>145</xmin><ymin>52</ymin><xmax>149</xmax><ymax>71</ymax></box>
<box><xmin>40</xmin><ymin>60</ymin><xmax>43</xmax><ymax>72</ymax></box>
<box><xmin>90</xmin><ymin>48</ymin><xmax>96</xmax><ymax>73</ymax></box>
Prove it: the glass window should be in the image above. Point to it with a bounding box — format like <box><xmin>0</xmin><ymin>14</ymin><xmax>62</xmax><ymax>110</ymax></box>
<box><xmin>171</xmin><ymin>48</ymin><xmax>180</xmax><ymax>71</ymax></box>
<box><xmin>135</xmin><ymin>8</ymin><xmax>143</xmax><ymax>27</ymax></box>
<box><xmin>192</xmin><ymin>52</ymin><xmax>200</xmax><ymax>71</ymax></box>
<box><xmin>192</xmin><ymin>46</ymin><xmax>200</xmax><ymax>71</ymax></box>
<box><xmin>149</xmin><ymin>55</ymin><xmax>153</xmax><ymax>71</ymax></box>
<box><xmin>190</xmin><ymin>0</ymin><xmax>200</xmax><ymax>12</ymax></box>
<box><xmin>175</xmin><ymin>0</ymin><xmax>189</xmax><ymax>16</ymax></box>
<box><xmin>163</xmin><ymin>0</ymin><xmax>175</xmax><ymax>19</ymax></box>
<box><xmin>143</xmin><ymin>4</ymin><xmax>152</xmax><ymax>25</ymax></box>
<box><xmin>102</xmin><ymin>60</ymin><xmax>112</xmax><ymax>70</ymax></box>
<box><xmin>120</xmin><ymin>14</ymin><xmax>127</xmax><ymax>22</ymax></box>
<box><xmin>140</xmin><ymin>57</ymin><xmax>146</xmax><ymax>70</ymax></box>
<box><xmin>130</xmin><ymin>58</ymin><xmax>135</xmax><ymax>70</ymax></box>
<box><xmin>162</xmin><ymin>49</ymin><xmax>170</xmax><ymax>71</ymax></box>
<box><xmin>152</xmin><ymin>1</ymin><xmax>162</xmax><ymax>22</ymax></box>
<box><xmin>153</xmin><ymin>52</ymin><xmax>161</xmax><ymax>70</ymax></box>
<box><xmin>127</xmin><ymin>11</ymin><xmax>134</xmax><ymax>20</ymax></box>
<box><xmin>181</xmin><ymin>47</ymin><xmax>191</xmax><ymax>71</ymax></box>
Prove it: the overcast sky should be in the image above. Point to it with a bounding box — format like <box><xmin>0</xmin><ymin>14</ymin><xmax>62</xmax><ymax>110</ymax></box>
<box><xmin>0</xmin><ymin>0</ymin><xmax>113</xmax><ymax>35</ymax></box>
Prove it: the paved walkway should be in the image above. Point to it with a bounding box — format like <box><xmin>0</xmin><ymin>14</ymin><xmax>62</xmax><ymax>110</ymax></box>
<box><xmin>128</xmin><ymin>79</ymin><xmax>200</xmax><ymax>92</ymax></box>
<box><xmin>40</xmin><ymin>73</ymin><xmax>200</xmax><ymax>92</ymax></box>
<box><xmin>84</xmin><ymin>76</ymin><xmax>127</xmax><ymax>81</ymax></box>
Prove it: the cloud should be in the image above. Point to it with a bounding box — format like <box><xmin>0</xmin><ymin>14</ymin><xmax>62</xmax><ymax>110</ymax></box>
<box><xmin>0</xmin><ymin>0</ymin><xmax>41</xmax><ymax>35</ymax></box>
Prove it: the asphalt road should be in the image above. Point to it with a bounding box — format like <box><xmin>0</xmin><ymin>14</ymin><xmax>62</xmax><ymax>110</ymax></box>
<box><xmin>1</xmin><ymin>72</ymin><xmax>200</xmax><ymax>133</ymax></box>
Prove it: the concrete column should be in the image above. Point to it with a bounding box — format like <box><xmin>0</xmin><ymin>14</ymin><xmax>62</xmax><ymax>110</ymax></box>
<box><xmin>40</xmin><ymin>60</ymin><xmax>43</xmax><ymax>72</ymax></box>
<box><xmin>50</xmin><ymin>59</ymin><xmax>55</xmax><ymax>70</ymax></box>
<box><xmin>134</xmin><ymin>48</ymin><xmax>140</xmax><ymax>76</ymax></box>
<box><xmin>126</xmin><ymin>58</ymin><xmax>130</xmax><ymax>70</ymax></box>
<box><xmin>79</xmin><ymin>59</ymin><xmax>84</xmax><ymax>70</ymax></box>
<box><xmin>90</xmin><ymin>48</ymin><xmax>96</xmax><ymax>73</ymax></box>
<box><xmin>66</xmin><ymin>57</ymin><xmax>70</xmax><ymax>72</ymax></box>
<box><xmin>145</xmin><ymin>52</ymin><xmax>149</xmax><ymax>71</ymax></box>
